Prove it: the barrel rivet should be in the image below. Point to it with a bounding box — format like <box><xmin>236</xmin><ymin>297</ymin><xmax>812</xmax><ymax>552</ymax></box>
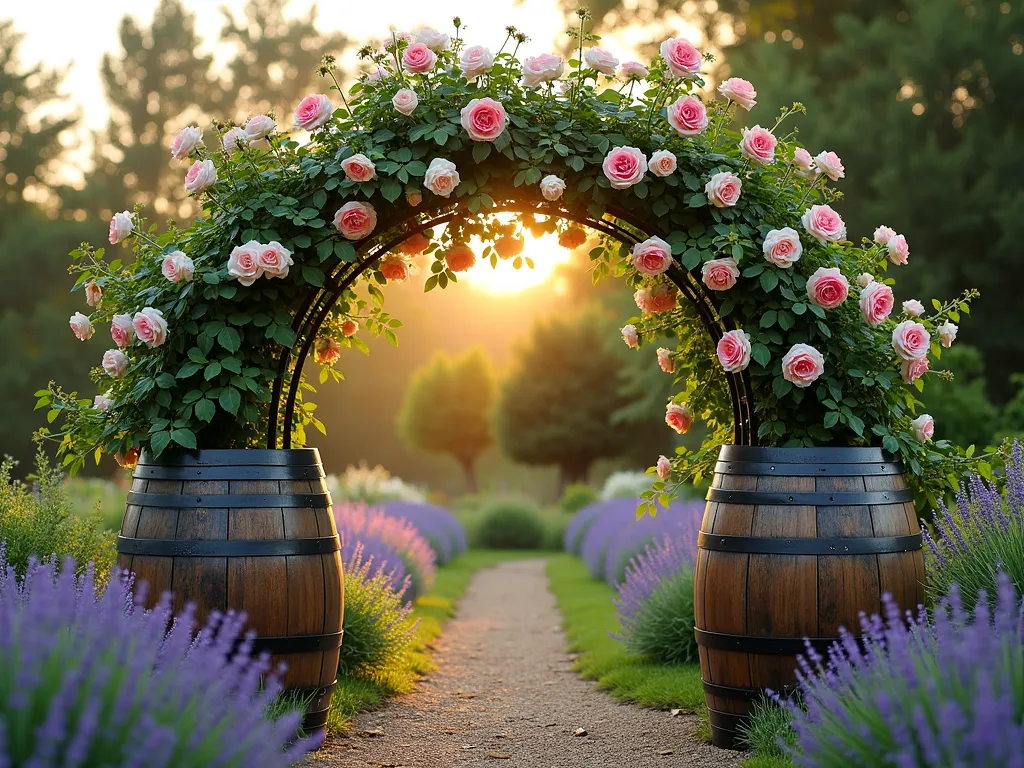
<box><xmin>844</xmin><ymin>546</ymin><xmax>850</xmax><ymax>552</ymax></box>
<box><xmin>196</xmin><ymin>497</ymin><xmax>202</xmax><ymax>503</ymax></box>
<box><xmin>829</xmin><ymin>496</ymin><xmax>835</xmax><ymax>502</ymax></box>
<box><xmin>788</xmin><ymin>496</ymin><xmax>794</xmax><ymax>502</ymax></box>
<box><xmin>770</xmin><ymin>466</ymin><xmax>775</xmax><ymax>471</ymax></box>
<box><xmin>883</xmin><ymin>493</ymin><xmax>889</xmax><ymax>500</ymax></box>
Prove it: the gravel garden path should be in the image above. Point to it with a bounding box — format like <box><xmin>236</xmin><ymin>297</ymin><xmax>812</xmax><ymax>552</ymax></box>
<box><xmin>300</xmin><ymin>559</ymin><xmax>742</xmax><ymax>768</ymax></box>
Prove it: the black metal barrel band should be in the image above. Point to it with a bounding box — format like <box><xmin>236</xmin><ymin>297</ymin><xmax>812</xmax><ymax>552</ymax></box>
<box><xmin>126</xmin><ymin>491</ymin><xmax>332</xmax><ymax>509</ymax></box>
<box><xmin>302</xmin><ymin>709</ymin><xmax>331</xmax><ymax>730</ymax></box>
<box><xmin>702</xmin><ymin>680</ymin><xmax>768</xmax><ymax>702</ymax></box>
<box><xmin>707</xmin><ymin>708</ymin><xmax>749</xmax><ymax>748</ymax></box>
<box><xmin>134</xmin><ymin>464</ymin><xmax>326</xmax><ymax>481</ymax></box>
<box><xmin>116</xmin><ymin>535</ymin><xmax>340</xmax><ymax>557</ymax></box>
<box><xmin>138</xmin><ymin>448</ymin><xmax>323</xmax><ymax>467</ymax></box>
<box><xmin>694</xmin><ymin>628</ymin><xmax>839</xmax><ymax>656</ymax></box>
<box><xmin>706</xmin><ymin>488</ymin><xmax>913</xmax><ymax>506</ymax></box>
<box><xmin>250</xmin><ymin>631</ymin><xmax>344</xmax><ymax>655</ymax></box>
<box><xmin>713</xmin><ymin>461</ymin><xmax>904</xmax><ymax>477</ymax></box>
<box><xmin>717</xmin><ymin>445</ymin><xmax>896</xmax><ymax>464</ymax></box>
<box><xmin>697</xmin><ymin>531</ymin><xmax>922</xmax><ymax>555</ymax></box>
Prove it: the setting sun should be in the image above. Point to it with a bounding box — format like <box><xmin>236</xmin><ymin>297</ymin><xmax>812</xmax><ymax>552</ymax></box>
<box><xmin>459</xmin><ymin>230</ymin><xmax>575</xmax><ymax>295</ymax></box>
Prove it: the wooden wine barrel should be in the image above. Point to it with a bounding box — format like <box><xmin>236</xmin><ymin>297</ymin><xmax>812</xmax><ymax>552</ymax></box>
<box><xmin>116</xmin><ymin>448</ymin><xmax>343</xmax><ymax>741</ymax></box>
<box><xmin>694</xmin><ymin>445</ymin><xmax>925</xmax><ymax>750</ymax></box>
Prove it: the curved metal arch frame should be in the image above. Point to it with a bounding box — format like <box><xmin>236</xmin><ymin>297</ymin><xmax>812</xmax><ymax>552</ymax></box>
<box><xmin>267</xmin><ymin>200</ymin><xmax>756</xmax><ymax>449</ymax></box>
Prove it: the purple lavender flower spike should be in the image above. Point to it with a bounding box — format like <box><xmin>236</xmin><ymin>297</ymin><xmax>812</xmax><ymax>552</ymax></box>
<box><xmin>379</xmin><ymin>501</ymin><xmax>467</xmax><ymax>564</ymax></box>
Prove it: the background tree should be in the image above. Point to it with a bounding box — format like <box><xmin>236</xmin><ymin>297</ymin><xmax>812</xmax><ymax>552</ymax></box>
<box><xmin>919</xmin><ymin>346</ymin><xmax>1000</xmax><ymax>450</ymax></box>
<box><xmin>396</xmin><ymin>348</ymin><xmax>496</xmax><ymax>492</ymax></box>
<box><xmin>495</xmin><ymin>313</ymin><xmax>633</xmax><ymax>492</ymax></box>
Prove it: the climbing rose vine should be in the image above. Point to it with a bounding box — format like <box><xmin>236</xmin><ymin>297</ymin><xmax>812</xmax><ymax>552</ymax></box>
<box><xmin>39</xmin><ymin>13</ymin><xmax>980</xmax><ymax>508</ymax></box>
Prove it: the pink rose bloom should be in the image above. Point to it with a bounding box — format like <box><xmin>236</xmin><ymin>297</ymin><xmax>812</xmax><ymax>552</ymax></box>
<box><xmin>423</xmin><ymin>157</ymin><xmax>461</xmax><ymax>197</ymax></box>
<box><xmin>161</xmin><ymin>250</ymin><xmax>195</xmax><ymax>284</ymax></box>
<box><xmin>718</xmin><ymin>77</ymin><xmax>757</xmax><ymax>111</ymax></box>
<box><xmin>85</xmin><ymin>280</ymin><xmax>103</xmax><ymax>308</ymax></box>
<box><xmin>665</xmin><ymin>402</ymin><xmax>694</xmax><ymax>434</ymax></box>
<box><xmin>634</xmin><ymin>284</ymin><xmax>678</xmax><ymax>314</ymax></box>
<box><xmin>461</xmin><ymin>98</ymin><xmax>507</xmax><ymax>142</ymax></box>
<box><xmin>294</xmin><ymin>94</ymin><xmax>334</xmax><ymax>131</ymax></box>
<box><xmin>900</xmin><ymin>356</ymin><xmax>929</xmax><ymax>384</ymax></box>
<box><xmin>619</xmin><ymin>61</ymin><xmax>649</xmax><ymax>80</ymax></box>
<box><xmin>184</xmin><ymin>159</ymin><xmax>217</xmax><ymax>194</ymax></box>
<box><xmin>632</xmin><ymin>236</ymin><xmax>673</xmax><ymax>276</ymax></box>
<box><xmin>69</xmin><ymin>312</ymin><xmax>94</xmax><ymax>342</ymax></box>
<box><xmin>887</xmin><ymin>234</ymin><xmax>910</xmax><ymax>265</ymax></box>
<box><xmin>860</xmin><ymin>281</ymin><xmax>895</xmax><ymax>327</ymax></box>
<box><xmin>110</xmin><ymin>314</ymin><xmax>133</xmax><ymax>348</ymax></box>
<box><xmin>244</xmin><ymin>115</ymin><xmax>275</xmax><ymax>148</ymax></box>
<box><xmin>258</xmin><ymin>241</ymin><xmax>294</xmax><ymax>279</ymax></box>
<box><xmin>584</xmin><ymin>47</ymin><xmax>619</xmax><ymax>75</ymax></box>
<box><xmin>341</xmin><ymin>153</ymin><xmax>377</xmax><ymax>182</ymax></box>
<box><xmin>911</xmin><ymin>414</ymin><xmax>934</xmax><ymax>443</ymax></box>
<box><xmin>717</xmin><ymin>329</ymin><xmax>752</xmax><ymax>373</ymax></box>
<box><xmin>94</xmin><ymin>391</ymin><xmax>114</xmax><ymax>412</ymax></box>
<box><xmin>416</xmin><ymin>27</ymin><xmax>449</xmax><ymax>51</ymax></box>
<box><xmin>782</xmin><ymin>343</ymin><xmax>825</xmax><ymax>388</ymax></box>
<box><xmin>762</xmin><ymin>227</ymin><xmax>802</xmax><ymax>268</ymax></box>
<box><xmin>364</xmin><ymin>67</ymin><xmax>386</xmax><ymax>83</ymax></box>
<box><xmin>648</xmin><ymin>150</ymin><xmax>677</xmax><ymax>177</ymax></box>
<box><xmin>460</xmin><ymin>45</ymin><xmax>494</xmax><ymax>81</ymax></box>
<box><xmin>223</xmin><ymin>126</ymin><xmax>247</xmax><ymax>154</ymax></box>
<box><xmin>857</xmin><ymin>272</ymin><xmax>874</xmax><ymax>288</ymax></box>
<box><xmin>667</xmin><ymin>95</ymin><xmax>709</xmax><ymax>137</ymax></box>
<box><xmin>227</xmin><ymin>240</ymin><xmax>263</xmax><ymax>286</ymax></box>
<box><xmin>813</xmin><ymin>151</ymin><xmax>845</xmax><ymax>181</ymax></box>
<box><xmin>102</xmin><ymin>349</ymin><xmax>128</xmax><ymax>378</ymax></box>
<box><xmin>621</xmin><ymin>324</ymin><xmax>639</xmax><ymax>349</ymax></box>
<box><xmin>801</xmin><ymin>204</ymin><xmax>847</xmax><ymax>243</ymax></box>
<box><xmin>660</xmin><ymin>38</ymin><xmax>702</xmax><ymax>79</ymax></box>
<box><xmin>657</xmin><ymin>347</ymin><xmax>675</xmax><ymax>374</ymax></box>
<box><xmin>402</xmin><ymin>43</ymin><xmax>437</xmax><ymax>74</ymax></box>
<box><xmin>522</xmin><ymin>54</ymin><xmax>565</xmax><ymax>87</ymax></box>
<box><xmin>108</xmin><ymin>211</ymin><xmax>133</xmax><ymax>245</ymax></box>
<box><xmin>392</xmin><ymin>88</ymin><xmax>419</xmax><ymax>116</ymax></box>
<box><xmin>406</xmin><ymin>189</ymin><xmax>423</xmax><ymax>207</ymax></box>
<box><xmin>540</xmin><ymin>175</ymin><xmax>566</xmax><ymax>201</ymax></box>
<box><xmin>792</xmin><ymin>147</ymin><xmax>815</xmax><ymax>178</ymax></box>
<box><xmin>873</xmin><ymin>225</ymin><xmax>897</xmax><ymax>245</ymax></box>
<box><xmin>938</xmin><ymin>320</ymin><xmax>958</xmax><ymax>348</ymax></box>
<box><xmin>446</xmin><ymin>243</ymin><xmax>476</xmax><ymax>273</ymax></box>
<box><xmin>702</xmin><ymin>257</ymin><xmax>739</xmax><ymax>291</ymax></box>
<box><xmin>602</xmin><ymin>146</ymin><xmax>647</xmax><ymax>189</ymax></box>
<box><xmin>334</xmin><ymin>201</ymin><xmax>377</xmax><ymax>240</ymax></box>
<box><xmin>170</xmin><ymin>125</ymin><xmax>203</xmax><ymax>161</ymax></box>
<box><xmin>379</xmin><ymin>255</ymin><xmax>411</xmax><ymax>283</ymax></box>
<box><xmin>132</xmin><ymin>307</ymin><xmax>168</xmax><ymax>348</ymax></box>
<box><xmin>656</xmin><ymin>455</ymin><xmax>671</xmax><ymax>481</ymax></box>
<box><xmin>892</xmin><ymin>320</ymin><xmax>931</xmax><ymax>361</ymax></box>
<box><xmin>806</xmin><ymin>266</ymin><xmax>849</xmax><ymax>310</ymax></box>
<box><xmin>342</xmin><ymin>319</ymin><xmax>359</xmax><ymax>337</ymax></box>
<box><xmin>705</xmin><ymin>172</ymin><xmax>742</xmax><ymax>208</ymax></box>
<box><xmin>739</xmin><ymin>125</ymin><xmax>777</xmax><ymax>165</ymax></box>
<box><xmin>903</xmin><ymin>299</ymin><xmax>925</xmax><ymax>317</ymax></box>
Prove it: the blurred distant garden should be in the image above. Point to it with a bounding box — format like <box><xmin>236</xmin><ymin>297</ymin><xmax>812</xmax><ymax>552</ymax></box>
<box><xmin>2</xmin><ymin>0</ymin><xmax>1022</xmax><ymax>497</ymax></box>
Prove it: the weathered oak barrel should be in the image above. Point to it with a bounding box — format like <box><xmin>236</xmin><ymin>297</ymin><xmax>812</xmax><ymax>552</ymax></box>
<box><xmin>694</xmin><ymin>445</ymin><xmax>925</xmax><ymax>750</ymax></box>
<box><xmin>116</xmin><ymin>448</ymin><xmax>343</xmax><ymax>740</ymax></box>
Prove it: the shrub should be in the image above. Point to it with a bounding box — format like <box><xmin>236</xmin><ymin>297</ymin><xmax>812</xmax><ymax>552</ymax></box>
<box><xmin>599</xmin><ymin>470</ymin><xmax>652</xmax><ymax>501</ymax></box>
<box><xmin>602</xmin><ymin>500</ymin><xmax>703</xmax><ymax>585</ymax></box>
<box><xmin>559</xmin><ymin>483</ymin><xmax>598</xmax><ymax>515</ymax></box>
<box><xmin>545</xmin><ymin>512</ymin><xmax>570</xmax><ymax>551</ymax></box>
<box><xmin>338</xmin><ymin>543</ymin><xmax>418</xmax><ymax>678</ymax></box>
<box><xmin>380</xmin><ymin>501</ymin><xmax>466</xmax><ymax>565</ymax></box>
<box><xmin>614</xmin><ymin>536</ymin><xmax>698</xmax><ymax>664</ymax></box>
<box><xmin>475</xmin><ymin>500</ymin><xmax>546</xmax><ymax>550</ymax></box>
<box><xmin>334</xmin><ymin>503</ymin><xmax>435</xmax><ymax>599</ymax></box>
<box><xmin>0</xmin><ymin>452</ymin><xmax>115</xmax><ymax>582</ymax></box>
<box><xmin>0</xmin><ymin>551</ymin><xmax>317</xmax><ymax>764</ymax></box>
<box><xmin>785</xmin><ymin>575</ymin><xmax>1023</xmax><ymax>767</ymax></box>
<box><xmin>326</xmin><ymin>463</ymin><xmax>426</xmax><ymax>505</ymax></box>
<box><xmin>924</xmin><ymin>440</ymin><xmax>1024</xmax><ymax>612</ymax></box>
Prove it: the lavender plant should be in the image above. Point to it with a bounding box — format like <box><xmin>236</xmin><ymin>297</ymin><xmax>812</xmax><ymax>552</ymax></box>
<box><xmin>381</xmin><ymin>501</ymin><xmax>467</xmax><ymax>565</ymax></box>
<box><xmin>602</xmin><ymin>499</ymin><xmax>703</xmax><ymax>585</ymax></box>
<box><xmin>0</xmin><ymin>551</ymin><xmax>317</xmax><ymax>766</ymax></box>
<box><xmin>579</xmin><ymin>499</ymin><xmax>641</xmax><ymax>579</ymax></box>
<box><xmin>784</xmin><ymin>575</ymin><xmax>1024</xmax><ymax>767</ymax></box>
<box><xmin>563</xmin><ymin>499</ymin><xmax>618</xmax><ymax>555</ymax></box>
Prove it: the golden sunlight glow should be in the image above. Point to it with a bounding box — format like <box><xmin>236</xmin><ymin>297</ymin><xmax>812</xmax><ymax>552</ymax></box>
<box><xmin>460</xmin><ymin>230</ymin><xmax>573</xmax><ymax>295</ymax></box>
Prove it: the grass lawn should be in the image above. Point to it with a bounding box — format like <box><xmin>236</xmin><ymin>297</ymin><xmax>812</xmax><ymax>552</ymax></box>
<box><xmin>327</xmin><ymin>549</ymin><xmax>547</xmax><ymax>733</ymax></box>
<box><xmin>545</xmin><ymin>553</ymin><xmax>705</xmax><ymax>712</ymax></box>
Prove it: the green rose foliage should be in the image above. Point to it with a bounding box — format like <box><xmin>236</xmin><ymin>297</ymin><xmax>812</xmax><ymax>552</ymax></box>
<box><xmin>38</xmin><ymin>17</ymin><xmax>985</xmax><ymax>509</ymax></box>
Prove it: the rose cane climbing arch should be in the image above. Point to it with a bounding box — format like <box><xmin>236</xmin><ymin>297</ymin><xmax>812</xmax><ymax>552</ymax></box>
<box><xmin>43</xmin><ymin>13</ymin><xmax>986</xmax><ymax>511</ymax></box>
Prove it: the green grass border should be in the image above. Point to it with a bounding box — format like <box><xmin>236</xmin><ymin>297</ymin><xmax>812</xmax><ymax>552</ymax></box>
<box><xmin>327</xmin><ymin>549</ymin><xmax>546</xmax><ymax>733</ymax></box>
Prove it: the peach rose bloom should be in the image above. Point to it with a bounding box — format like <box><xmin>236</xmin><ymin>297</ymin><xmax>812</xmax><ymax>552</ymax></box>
<box><xmin>782</xmin><ymin>343</ymin><xmax>825</xmax><ymax>388</ymax></box>
<box><xmin>132</xmin><ymin>307</ymin><xmax>168</xmax><ymax>348</ymax></box>
<box><xmin>702</xmin><ymin>257</ymin><xmax>739</xmax><ymax>291</ymax></box>
<box><xmin>801</xmin><ymin>204</ymin><xmax>847</xmax><ymax>243</ymax></box>
<box><xmin>102</xmin><ymin>349</ymin><xmax>128</xmax><ymax>378</ymax></box>
<box><xmin>423</xmin><ymin>157</ymin><xmax>461</xmax><ymax>197</ymax></box>
<box><xmin>887</xmin><ymin>234</ymin><xmax>910</xmax><ymax>265</ymax></box>
<box><xmin>634</xmin><ymin>285</ymin><xmax>678</xmax><ymax>314</ymax></box>
<box><xmin>656</xmin><ymin>455</ymin><xmax>671</xmax><ymax>481</ymax></box>
<box><xmin>762</xmin><ymin>228</ymin><xmax>802</xmax><ymax>268</ymax></box>
<box><xmin>258</xmin><ymin>241</ymin><xmax>294</xmax><ymax>279</ymax></box>
<box><xmin>632</xmin><ymin>236</ymin><xmax>673</xmax><ymax>276</ymax></box>
<box><xmin>602</xmin><ymin>146</ymin><xmax>647</xmax><ymax>189</ymax></box>
<box><xmin>184</xmin><ymin>159</ymin><xmax>217</xmax><ymax>194</ymax></box>
<box><xmin>115</xmin><ymin>447</ymin><xmax>140</xmax><ymax>470</ymax></box>
<box><xmin>559</xmin><ymin>227</ymin><xmax>587</xmax><ymax>250</ymax></box>
<box><xmin>716</xmin><ymin>329</ymin><xmax>752</xmax><ymax>373</ymax></box>
<box><xmin>621</xmin><ymin>324</ymin><xmax>639</xmax><ymax>349</ymax></box>
<box><xmin>399</xmin><ymin>233</ymin><xmax>431</xmax><ymax>256</ymax></box>
<box><xmin>900</xmin><ymin>356</ymin><xmax>929</xmax><ymax>384</ymax></box>
<box><xmin>223</xmin><ymin>126</ymin><xmax>247</xmax><ymax>154</ymax></box>
<box><xmin>69</xmin><ymin>312</ymin><xmax>94</xmax><ymax>342</ymax></box>
<box><xmin>903</xmin><ymin>299</ymin><xmax>925</xmax><ymax>317</ymax></box>
<box><xmin>860</xmin><ymin>281</ymin><xmax>895</xmax><ymax>327</ymax></box>
<box><xmin>108</xmin><ymin>211</ymin><xmax>133</xmax><ymax>245</ymax></box>
<box><xmin>660</xmin><ymin>38</ymin><xmax>702</xmax><ymax>79</ymax></box>
<box><xmin>584</xmin><ymin>47</ymin><xmax>619</xmax><ymax>75</ymax></box>
<box><xmin>718</xmin><ymin>77</ymin><xmax>757</xmax><ymax>110</ymax></box>
<box><xmin>392</xmin><ymin>88</ymin><xmax>419</xmax><ymax>116</ymax></box>
<box><xmin>873</xmin><ymin>225</ymin><xmax>897</xmax><ymax>245</ymax></box>
<box><xmin>665</xmin><ymin>402</ymin><xmax>694</xmax><ymax>434</ymax></box>
<box><xmin>334</xmin><ymin>201</ymin><xmax>377</xmax><ymax>240</ymax></box>
<box><xmin>892</xmin><ymin>320</ymin><xmax>931</xmax><ymax>361</ymax></box>
<box><xmin>739</xmin><ymin>125</ymin><xmax>777</xmax><ymax>165</ymax></box>
<box><xmin>314</xmin><ymin>337</ymin><xmax>343</xmax><ymax>366</ymax></box>
<box><xmin>705</xmin><ymin>172</ymin><xmax>742</xmax><ymax>207</ymax></box>
<box><xmin>814</xmin><ymin>151</ymin><xmax>845</xmax><ymax>181</ymax></box>
<box><xmin>656</xmin><ymin>347</ymin><xmax>675</xmax><ymax>374</ymax></box>
<box><xmin>294</xmin><ymin>94</ymin><xmax>334</xmax><ymax>131</ymax></box>
<box><xmin>406</xmin><ymin>189</ymin><xmax>423</xmax><ymax>207</ymax></box>
<box><xmin>227</xmin><ymin>241</ymin><xmax>263</xmax><ymax>286</ymax></box>
<box><xmin>460</xmin><ymin>45</ymin><xmax>494</xmax><ymax>81</ymax></box>
<box><xmin>446</xmin><ymin>244</ymin><xmax>477</xmax><ymax>273</ymax></box>
<box><xmin>495</xmin><ymin>236</ymin><xmax>525</xmax><ymax>260</ymax></box>
<box><xmin>806</xmin><ymin>266</ymin><xmax>849</xmax><ymax>310</ymax></box>
<box><xmin>938</xmin><ymin>320</ymin><xmax>958</xmax><ymax>348</ymax></box>
<box><xmin>170</xmin><ymin>125</ymin><xmax>204</xmax><ymax>161</ymax></box>
<box><xmin>667</xmin><ymin>95</ymin><xmax>708</xmax><ymax>137</ymax></box>
<box><xmin>162</xmin><ymin>250</ymin><xmax>195</xmax><ymax>283</ymax></box>
<box><xmin>110</xmin><ymin>314</ymin><xmax>134</xmax><ymax>348</ymax></box>
<box><xmin>341</xmin><ymin>319</ymin><xmax>359</xmax><ymax>338</ymax></box>
<box><xmin>244</xmin><ymin>115</ymin><xmax>275</xmax><ymax>148</ymax></box>
<box><xmin>460</xmin><ymin>98</ymin><xmax>507</xmax><ymax>142</ymax></box>
<box><xmin>402</xmin><ymin>43</ymin><xmax>437</xmax><ymax>74</ymax></box>
<box><xmin>619</xmin><ymin>61</ymin><xmax>649</xmax><ymax>80</ymax></box>
<box><xmin>912</xmin><ymin>413</ymin><xmax>934</xmax><ymax>443</ymax></box>
<box><xmin>521</xmin><ymin>53</ymin><xmax>565</xmax><ymax>87</ymax></box>
<box><xmin>648</xmin><ymin>150</ymin><xmax>677</xmax><ymax>177</ymax></box>
<box><xmin>85</xmin><ymin>280</ymin><xmax>103</xmax><ymax>308</ymax></box>
<box><xmin>540</xmin><ymin>175</ymin><xmax>566</xmax><ymax>201</ymax></box>
<box><xmin>380</xmin><ymin>255</ymin><xmax>411</xmax><ymax>283</ymax></box>
<box><xmin>341</xmin><ymin>153</ymin><xmax>377</xmax><ymax>182</ymax></box>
